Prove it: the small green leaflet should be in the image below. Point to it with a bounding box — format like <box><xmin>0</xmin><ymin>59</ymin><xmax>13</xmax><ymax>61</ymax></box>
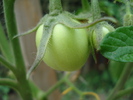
<box><xmin>100</xmin><ymin>26</ymin><xmax>133</xmax><ymax>62</ymax></box>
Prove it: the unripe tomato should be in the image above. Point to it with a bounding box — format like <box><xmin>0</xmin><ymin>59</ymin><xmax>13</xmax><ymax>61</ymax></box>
<box><xmin>92</xmin><ymin>24</ymin><xmax>114</xmax><ymax>50</ymax></box>
<box><xmin>36</xmin><ymin>24</ymin><xmax>90</xmax><ymax>71</ymax></box>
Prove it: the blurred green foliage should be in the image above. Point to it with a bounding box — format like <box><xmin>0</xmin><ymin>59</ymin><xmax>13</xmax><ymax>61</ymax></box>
<box><xmin>61</xmin><ymin>70</ymin><xmax>114</xmax><ymax>100</ymax></box>
<box><xmin>0</xmin><ymin>86</ymin><xmax>9</xmax><ymax>100</ymax></box>
<box><xmin>0</xmin><ymin>66</ymin><xmax>9</xmax><ymax>100</ymax></box>
<box><xmin>99</xmin><ymin>0</ymin><xmax>125</xmax><ymax>26</ymax></box>
<box><xmin>0</xmin><ymin>0</ymin><xmax>133</xmax><ymax>100</ymax></box>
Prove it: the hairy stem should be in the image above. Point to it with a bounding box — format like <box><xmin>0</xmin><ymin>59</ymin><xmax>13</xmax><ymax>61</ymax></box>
<box><xmin>3</xmin><ymin>0</ymin><xmax>33</xmax><ymax>100</ymax></box>
<box><xmin>49</xmin><ymin>0</ymin><xmax>63</xmax><ymax>15</ymax></box>
<box><xmin>81</xmin><ymin>0</ymin><xmax>90</xmax><ymax>12</ymax></box>
<box><xmin>126</xmin><ymin>0</ymin><xmax>131</xmax><ymax>14</ymax></box>
<box><xmin>3</xmin><ymin>0</ymin><xmax>25</xmax><ymax>69</ymax></box>
<box><xmin>91</xmin><ymin>0</ymin><xmax>101</xmax><ymax>20</ymax></box>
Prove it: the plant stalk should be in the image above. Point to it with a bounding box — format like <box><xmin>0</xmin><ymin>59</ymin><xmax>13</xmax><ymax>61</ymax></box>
<box><xmin>113</xmin><ymin>87</ymin><xmax>133</xmax><ymax>99</ymax></box>
<box><xmin>64</xmin><ymin>75</ymin><xmax>82</xmax><ymax>96</ymax></box>
<box><xmin>0</xmin><ymin>23</ymin><xmax>15</xmax><ymax>63</ymax></box>
<box><xmin>81</xmin><ymin>0</ymin><xmax>90</xmax><ymax>12</ymax></box>
<box><xmin>3</xmin><ymin>0</ymin><xmax>25</xmax><ymax>69</ymax></box>
<box><xmin>91</xmin><ymin>0</ymin><xmax>101</xmax><ymax>20</ymax></box>
<box><xmin>3</xmin><ymin>0</ymin><xmax>33</xmax><ymax>99</ymax></box>
<box><xmin>0</xmin><ymin>78</ymin><xmax>18</xmax><ymax>91</ymax></box>
<box><xmin>49</xmin><ymin>0</ymin><xmax>63</xmax><ymax>15</ymax></box>
<box><xmin>40</xmin><ymin>78</ymin><xmax>65</xmax><ymax>99</ymax></box>
<box><xmin>0</xmin><ymin>55</ymin><xmax>16</xmax><ymax>74</ymax></box>
<box><xmin>126</xmin><ymin>0</ymin><xmax>131</xmax><ymax>14</ymax></box>
<box><xmin>107</xmin><ymin>62</ymin><xmax>133</xmax><ymax>100</ymax></box>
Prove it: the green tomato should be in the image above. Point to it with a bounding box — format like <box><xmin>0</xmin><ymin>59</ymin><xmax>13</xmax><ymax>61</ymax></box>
<box><xmin>92</xmin><ymin>26</ymin><xmax>110</xmax><ymax>50</ymax></box>
<box><xmin>36</xmin><ymin>24</ymin><xmax>90</xmax><ymax>71</ymax></box>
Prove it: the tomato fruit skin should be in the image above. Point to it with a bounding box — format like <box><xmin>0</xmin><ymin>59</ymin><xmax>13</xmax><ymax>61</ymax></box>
<box><xmin>36</xmin><ymin>24</ymin><xmax>90</xmax><ymax>71</ymax></box>
<box><xmin>92</xmin><ymin>26</ymin><xmax>110</xmax><ymax>50</ymax></box>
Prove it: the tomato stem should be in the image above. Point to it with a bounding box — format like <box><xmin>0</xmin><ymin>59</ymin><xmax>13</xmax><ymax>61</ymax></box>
<box><xmin>81</xmin><ymin>0</ymin><xmax>90</xmax><ymax>12</ymax></box>
<box><xmin>3</xmin><ymin>0</ymin><xmax>25</xmax><ymax>69</ymax></box>
<box><xmin>49</xmin><ymin>0</ymin><xmax>63</xmax><ymax>15</ymax></box>
<box><xmin>0</xmin><ymin>23</ymin><xmax>15</xmax><ymax>63</ymax></box>
<box><xmin>113</xmin><ymin>87</ymin><xmax>133</xmax><ymax>99</ymax></box>
<box><xmin>40</xmin><ymin>78</ymin><xmax>65</xmax><ymax>99</ymax></box>
<box><xmin>64</xmin><ymin>74</ymin><xmax>83</xmax><ymax>96</ymax></box>
<box><xmin>0</xmin><ymin>78</ymin><xmax>18</xmax><ymax>91</ymax></box>
<box><xmin>126</xmin><ymin>0</ymin><xmax>131</xmax><ymax>14</ymax></box>
<box><xmin>3</xmin><ymin>0</ymin><xmax>33</xmax><ymax>99</ymax></box>
<box><xmin>91</xmin><ymin>0</ymin><xmax>101</xmax><ymax>21</ymax></box>
<box><xmin>82</xmin><ymin>92</ymin><xmax>100</xmax><ymax>100</ymax></box>
<box><xmin>107</xmin><ymin>62</ymin><xmax>133</xmax><ymax>100</ymax></box>
<box><xmin>0</xmin><ymin>55</ymin><xmax>16</xmax><ymax>74</ymax></box>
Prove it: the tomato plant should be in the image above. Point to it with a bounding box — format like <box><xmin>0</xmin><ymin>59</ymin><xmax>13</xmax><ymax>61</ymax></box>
<box><xmin>1</xmin><ymin>0</ymin><xmax>133</xmax><ymax>100</ymax></box>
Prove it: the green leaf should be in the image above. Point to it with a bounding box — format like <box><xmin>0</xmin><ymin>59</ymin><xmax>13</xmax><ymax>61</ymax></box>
<box><xmin>0</xmin><ymin>23</ymin><xmax>14</xmax><ymax>63</ymax></box>
<box><xmin>100</xmin><ymin>26</ymin><xmax>133</xmax><ymax>62</ymax></box>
